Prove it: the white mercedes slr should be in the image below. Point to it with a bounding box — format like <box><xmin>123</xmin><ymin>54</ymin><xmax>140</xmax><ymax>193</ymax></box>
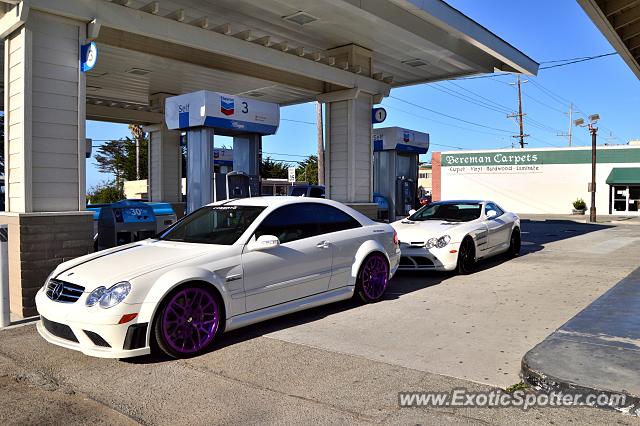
<box><xmin>391</xmin><ymin>200</ymin><xmax>520</xmax><ymax>274</ymax></box>
<box><xmin>36</xmin><ymin>197</ymin><xmax>400</xmax><ymax>359</ymax></box>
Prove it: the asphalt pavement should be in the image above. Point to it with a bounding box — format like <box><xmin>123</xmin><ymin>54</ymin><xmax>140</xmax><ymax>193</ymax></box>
<box><xmin>1</xmin><ymin>219</ymin><xmax>640</xmax><ymax>424</ymax></box>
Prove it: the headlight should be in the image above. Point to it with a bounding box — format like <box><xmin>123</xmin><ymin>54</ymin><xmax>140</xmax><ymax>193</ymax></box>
<box><xmin>425</xmin><ymin>238</ymin><xmax>438</xmax><ymax>249</ymax></box>
<box><xmin>86</xmin><ymin>286</ymin><xmax>107</xmax><ymax>307</ymax></box>
<box><xmin>86</xmin><ymin>282</ymin><xmax>131</xmax><ymax>308</ymax></box>
<box><xmin>99</xmin><ymin>282</ymin><xmax>131</xmax><ymax>309</ymax></box>
<box><xmin>436</xmin><ymin>235</ymin><xmax>451</xmax><ymax>248</ymax></box>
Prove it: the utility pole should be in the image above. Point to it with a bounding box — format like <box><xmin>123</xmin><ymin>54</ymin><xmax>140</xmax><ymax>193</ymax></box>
<box><xmin>574</xmin><ymin>114</ymin><xmax>599</xmax><ymax>223</ymax></box>
<box><xmin>316</xmin><ymin>102</ymin><xmax>325</xmax><ymax>185</ymax></box>
<box><xmin>557</xmin><ymin>103</ymin><xmax>573</xmax><ymax>146</ymax></box>
<box><xmin>507</xmin><ymin>75</ymin><xmax>529</xmax><ymax>148</ymax></box>
<box><xmin>589</xmin><ymin>123</ymin><xmax>598</xmax><ymax>222</ymax></box>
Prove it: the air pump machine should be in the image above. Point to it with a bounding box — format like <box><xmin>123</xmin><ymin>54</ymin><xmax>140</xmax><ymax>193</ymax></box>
<box><xmin>373</xmin><ymin>127</ymin><xmax>430</xmax><ymax>221</ymax></box>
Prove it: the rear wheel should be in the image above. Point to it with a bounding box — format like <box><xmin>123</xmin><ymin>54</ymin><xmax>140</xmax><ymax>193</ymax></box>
<box><xmin>508</xmin><ymin>228</ymin><xmax>521</xmax><ymax>258</ymax></box>
<box><xmin>456</xmin><ymin>237</ymin><xmax>476</xmax><ymax>275</ymax></box>
<box><xmin>356</xmin><ymin>253</ymin><xmax>390</xmax><ymax>303</ymax></box>
<box><xmin>154</xmin><ymin>285</ymin><xmax>222</xmax><ymax>359</ymax></box>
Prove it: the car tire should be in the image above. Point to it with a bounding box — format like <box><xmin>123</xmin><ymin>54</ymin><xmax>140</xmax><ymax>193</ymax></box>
<box><xmin>456</xmin><ymin>237</ymin><xmax>476</xmax><ymax>275</ymax></box>
<box><xmin>153</xmin><ymin>284</ymin><xmax>223</xmax><ymax>359</ymax></box>
<box><xmin>508</xmin><ymin>228</ymin><xmax>521</xmax><ymax>258</ymax></box>
<box><xmin>355</xmin><ymin>252</ymin><xmax>390</xmax><ymax>303</ymax></box>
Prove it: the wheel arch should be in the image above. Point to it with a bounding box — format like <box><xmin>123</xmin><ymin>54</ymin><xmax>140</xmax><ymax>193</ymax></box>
<box><xmin>137</xmin><ymin>268</ymin><xmax>230</xmax><ymax>346</ymax></box>
<box><xmin>351</xmin><ymin>240</ymin><xmax>390</xmax><ymax>285</ymax></box>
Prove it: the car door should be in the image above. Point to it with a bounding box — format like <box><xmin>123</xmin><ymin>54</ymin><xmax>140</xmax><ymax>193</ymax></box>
<box><xmin>304</xmin><ymin>204</ymin><xmax>364</xmax><ymax>290</ymax></box>
<box><xmin>484</xmin><ymin>203</ymin><xmax>511</xmax><ymax>252</ymax></box>
<box><xmin>241</xmin><ymin>203</ymin><xmax>334</xmax><ymax>312</ymax></box>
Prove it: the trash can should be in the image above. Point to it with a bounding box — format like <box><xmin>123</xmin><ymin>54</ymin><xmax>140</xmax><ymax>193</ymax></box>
<box><xmin>97</xmin><ymin>200</ymin><xmax>156</xmax><ymax>250</ymax></box>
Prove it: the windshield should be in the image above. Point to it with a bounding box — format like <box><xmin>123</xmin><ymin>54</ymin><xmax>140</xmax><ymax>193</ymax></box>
<box><xmin>408</xmin><ymin>202</ymin><xmax>481</xmax><ymax>222</ymax></box>
<box><xmin>159</xmin><ymin>205</ymin><xmax>265</xmax><ymax>245</ymax></box>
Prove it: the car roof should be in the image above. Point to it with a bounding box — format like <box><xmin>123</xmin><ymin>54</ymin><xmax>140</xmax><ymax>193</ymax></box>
<box><xmin>208</xmin><ymin>196</ymin><xmax>338</xmax><ymax>208</ymax></box>
<box><xmin>433</xmin><ymin>199</ymin><xmax>487</xmax><ymax>204</ymax></box>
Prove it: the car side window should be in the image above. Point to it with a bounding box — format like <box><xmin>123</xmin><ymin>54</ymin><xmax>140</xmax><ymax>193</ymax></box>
<box><xmin>485</xmin><ymin>203</ymin><xmax>504</xmax><ymax>218</ymax></box>
<box><xmin>255</xmin><ymin>203</ymin><xmax>361</xmax><ymax>244</ymax></box>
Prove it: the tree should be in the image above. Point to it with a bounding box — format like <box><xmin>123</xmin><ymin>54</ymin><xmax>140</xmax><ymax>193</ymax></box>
<box><xmin>93</xmin><ymin>128</ymin><xmax>148</xmax><ymax>191</ymax></box>
<box><xmin>87</xmin><ymin>181</ymin><xmax>124</xmax><ymax>204</ymax></box>
<box><xmin>296</xmin><ymin>155</ymin><xmax>319</xmax><ymax>185</ymax></box>
<box><xmin>261</xmin><ymin>156</ymin><xmax>291</xmax><ymax>179</ymax></box>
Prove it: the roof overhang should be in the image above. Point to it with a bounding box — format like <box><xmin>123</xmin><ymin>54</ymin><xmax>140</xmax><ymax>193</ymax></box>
<box><xmin>578</xmin><ymin>0</ymin><xmax>640</xmax><ymax>80</ymax></box>
<box><xmin>3</xmin><ymin>0</ymin><xmax>538</xmax><ymax>115</ymax></box>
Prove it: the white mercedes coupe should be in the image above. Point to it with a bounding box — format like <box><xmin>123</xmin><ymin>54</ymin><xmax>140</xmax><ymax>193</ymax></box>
<box><xmin>36</xmin><ymin>197</ymin><xmax>400</xmax><ymax>359</ymax></box>
<box><xmin>391</xmin><ymin>200</ymin><xmax>520</xmax><ymax>274</ymax></box>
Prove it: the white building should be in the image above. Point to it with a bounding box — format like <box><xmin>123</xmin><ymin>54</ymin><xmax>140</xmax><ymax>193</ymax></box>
<box><xmin>432</xmin><ymin>145</ymin><xmax>640</xmax><ymax>215</ymax></box>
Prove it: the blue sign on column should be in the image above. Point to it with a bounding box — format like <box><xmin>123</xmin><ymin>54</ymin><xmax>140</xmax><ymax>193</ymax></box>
<box><xmin>372</xmin><ymin>107</ymin><xmax>387</xmax><ymax>124</ymax></box>
<box><xmin>80</xmin><ymin>42</ymin><xmax>98</xmax><ymax>72</ymax></box>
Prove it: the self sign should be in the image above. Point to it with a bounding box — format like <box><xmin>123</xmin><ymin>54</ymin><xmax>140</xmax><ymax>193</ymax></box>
<box><xmin>372</xmin><ymin>107</ymin><xmax>387</xmax><ymax>124</ymax></box>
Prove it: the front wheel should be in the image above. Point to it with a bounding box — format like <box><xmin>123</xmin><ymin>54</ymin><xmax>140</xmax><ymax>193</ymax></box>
<box><xmin>456</xmin><ymin>237</ymin><xmax>476</xmax><ymax>275</ymax></box>
<box><xmin>355</xmin><ymin>253</ymin><xmax>390</xmax><ymax>303</ymax></box>
<box><xmin>154</xmin><ymin>285</ymin><xmax>222</xmax><ymax>359</ymax></box>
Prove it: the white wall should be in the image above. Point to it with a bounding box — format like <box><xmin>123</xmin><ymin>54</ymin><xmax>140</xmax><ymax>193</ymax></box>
<box><xmin>439</xmin><ymin>146</ymin><xmax>640</xmax><ymax>214</ymax></box>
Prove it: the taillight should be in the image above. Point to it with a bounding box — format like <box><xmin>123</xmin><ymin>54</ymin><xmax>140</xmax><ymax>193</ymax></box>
<box><xmin>393</xmin><ymin>229</ymin><xmax>399</xmax><ymax>245</ymax></box>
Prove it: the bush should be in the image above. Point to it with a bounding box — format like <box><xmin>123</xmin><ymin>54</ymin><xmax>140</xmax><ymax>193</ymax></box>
<box><xmin>573</xmin><ymin>198</ymin><xmax>587</xmax><ymax>210</ymax></box>
<box><xmin>87</xmin><ymin>181</ymin><xmax>124</xmax><ymax>204</ymax></box>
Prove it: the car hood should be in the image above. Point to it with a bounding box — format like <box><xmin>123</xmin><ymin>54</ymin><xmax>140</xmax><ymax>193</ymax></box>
<box><xmin>52</xmin><ymin>240</ymin><xmax>215</xmax><ymax>291</ymax></box>
<box><xmin>391</xmin><ymin>219</ymin><xmax>468</xmax><ymax>244</ymax></box>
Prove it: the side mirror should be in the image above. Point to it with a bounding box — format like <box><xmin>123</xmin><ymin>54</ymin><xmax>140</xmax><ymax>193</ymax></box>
<box><xmin>408</xmin><ymin>209</ymin><xmax>417</xmax><ymax>216</ymax></box>
<box><xmin>248</xmin><ymin>235</ymin><xmax>280</xmax><ymax>252</ymax></box>
<box><xmin>486</xmin><ymin>210</ymin><xmax>497</xmax><ymax>219</ymax></box>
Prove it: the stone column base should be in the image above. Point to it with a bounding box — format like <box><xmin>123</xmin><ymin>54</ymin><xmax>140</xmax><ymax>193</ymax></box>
<box><xmin>0</xmin><ymin>211</ymin><xmax>94</xmax><ymax>318</ymax></box>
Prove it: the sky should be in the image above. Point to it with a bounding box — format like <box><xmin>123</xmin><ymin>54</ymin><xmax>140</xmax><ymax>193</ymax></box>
<box><xmin>85</xmin><ymin>0</ymin><xmax>640</xmax><ymax>190</ymax></box>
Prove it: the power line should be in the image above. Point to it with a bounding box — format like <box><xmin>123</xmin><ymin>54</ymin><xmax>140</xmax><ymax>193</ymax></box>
<box><xmin>539</xmin><ymin>52</ymin><xmax>617</xmax><ymax>69</ymax></box>
<box><xmin>281</xmin><ymin>118</ymin><xmax>315</xmax><ymax>125</ymax></box>
<box><xmin>429</xmin><ymin>83</ymin><xmax>512</xmax><ymax>114</ymax></box>
<box><xmin>381</xmin><ymin>103</ymin><xmax>512</xmax><ymax>137</ymax></box>
<box><xmin>445</xmin><ymin>81</ymin><xmax>514</xmax><ymax>112</ymax></box>
<box><xmin>389</xmin><ymin>95</ymin><xmax>514</xmax><ymax>134</ymax></box>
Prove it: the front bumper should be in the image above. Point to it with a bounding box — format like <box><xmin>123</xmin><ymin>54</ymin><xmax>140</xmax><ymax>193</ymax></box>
<box><xmin>35</xmin><ymin>288</ymin><xmax>151</xmax><ymax>358</ymax></box>
<box><xmin>398</xmin><ymin>244</ymin><xmax>459</xmax><ymax>271</ymax></box>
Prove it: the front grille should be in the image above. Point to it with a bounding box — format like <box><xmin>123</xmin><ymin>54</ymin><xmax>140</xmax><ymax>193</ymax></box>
<box><xmin>46</xmin><ymin>279</ymin><xmax>85</xmax><ymax>303</ymax></box>
<box><xmin>399</xmin><ymin>256</ymin><xmax>435</xmax><ymax>269</ymax></box>
<box><xmin>42</xmin><ymin>317</ymin><xmax>78</xmax><ymax>343</ymax></box>
<box><xmin>400</xmin><ymin>256</ymin><xmax>414</xmax><ymax>266</ymax></box>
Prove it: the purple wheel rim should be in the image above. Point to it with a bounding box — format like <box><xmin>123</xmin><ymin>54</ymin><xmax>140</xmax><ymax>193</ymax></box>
<box><xmin>361</xmin><ymin>254</ymin><xmax>389</xmax><ymax>300</ymax></box>
<box><xmin>161</xmin><ymin>287</ymin><xmax>219</xmax><ymax>354</ymax></box>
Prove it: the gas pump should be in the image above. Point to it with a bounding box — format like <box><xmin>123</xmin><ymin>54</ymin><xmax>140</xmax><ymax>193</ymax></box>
<box><xmin>373</xmin><ymin>127</ymin><xmax>429</xmax><ymax>221</ymax></box>
<box><xmin>165</xmin><ymin>90</ymin><xmax>279</xmax><ymax>213</ymax></box>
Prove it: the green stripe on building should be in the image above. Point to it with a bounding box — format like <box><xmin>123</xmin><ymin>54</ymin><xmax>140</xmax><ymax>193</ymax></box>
<box><xmin>441</xmin><ymin>147</ymin><xmax>640</xmax><ymax>167</ymax></box>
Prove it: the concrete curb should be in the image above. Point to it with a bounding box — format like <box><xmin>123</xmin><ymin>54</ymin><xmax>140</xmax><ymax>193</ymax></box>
<box><xmin>521</xmin><ymin>349</ymin><xmax>640</xmax><ymax>416</ymax></box>
<box><xmin>521</xmin><ymin>266</ymin><xmax>640</xmax><ymax>416</ymax></box>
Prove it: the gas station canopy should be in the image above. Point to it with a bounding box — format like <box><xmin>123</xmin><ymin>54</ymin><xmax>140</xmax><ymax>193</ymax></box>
<box><xmin>4</xmin><ymin>0</ymin><xmax>538</xmax><ymax>116</ymax></box>
<box><xmin>578</xmin><ymin>0</ymin><xmax>640</xmax><ymax>80</ymax></box>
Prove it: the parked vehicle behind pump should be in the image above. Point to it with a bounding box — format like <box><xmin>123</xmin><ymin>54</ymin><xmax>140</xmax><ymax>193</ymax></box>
<box><xmin>391</xmin><ymin>200</ymin><xmax>520</xmax><ymax>274</ymax></box>
<box><xmin>288</xmin><ymin>185</ymin><xmax>325</xmax><ymax>198</ymax></box>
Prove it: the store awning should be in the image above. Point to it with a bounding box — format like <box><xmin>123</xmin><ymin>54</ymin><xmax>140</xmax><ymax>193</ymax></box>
<box><xmin>606</xmin><ymin>168</ymin><xmax>640</xmax><ymax>185</ymax></box>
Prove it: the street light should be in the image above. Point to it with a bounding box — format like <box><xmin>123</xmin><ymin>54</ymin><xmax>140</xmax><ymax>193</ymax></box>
<box><xmin>574</xmin><ymin>114</ymin><xmax>599</xmax><ymax>223</ymax></box>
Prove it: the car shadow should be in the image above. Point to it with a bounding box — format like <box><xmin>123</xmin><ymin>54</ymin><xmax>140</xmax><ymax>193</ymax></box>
<box><xmin>518</xmin><ymin>219</ymin><xmax>613</xmax><ymax>256</ymax></box>
<box><xmin>125</xmin><ymin>220</ymin><xmax>612</xmax><ymax>364</ymax></box>
<box><xmin>124</xmin><ymin>272</ymin><xmax>448</xmax><ymax>364</ymax></box>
